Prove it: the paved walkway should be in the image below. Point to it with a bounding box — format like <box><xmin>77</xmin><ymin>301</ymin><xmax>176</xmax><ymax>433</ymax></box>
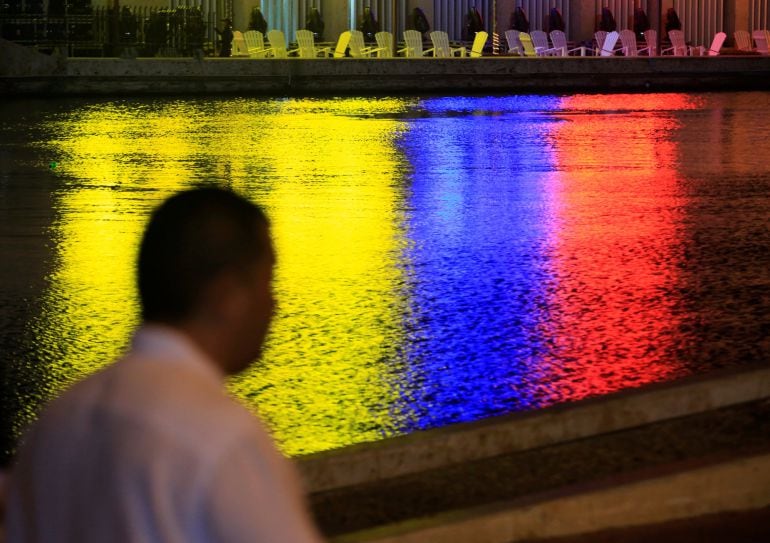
<box><xmin>524</xmin><ymin>506</ymin><xmax>770</xmax><ymax>543</ymax></box>
<box><xmin>310</xmin><ymin>398</ymin><xmax>770</xmax><ymax>538</ymax></box>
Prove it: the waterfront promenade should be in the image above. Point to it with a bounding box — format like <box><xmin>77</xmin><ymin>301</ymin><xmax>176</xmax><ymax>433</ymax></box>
<box><xmin>3</xmin><ymin>39</ymin><xmax>770</xmax><ymax>96</ymax></box>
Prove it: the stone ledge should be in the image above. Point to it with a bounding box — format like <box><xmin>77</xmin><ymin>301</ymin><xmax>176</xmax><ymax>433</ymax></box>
<box><xmin>298</xmin><ymin>365</ymin><xmax>770</xmax><ymax>493</ymax></box>
<box><xmin>2</xmin><ymin>40</ymin><xmax>770</xmax><ymax>95</ymax></box>
<box><xmin>330</xmin><ymin>448</ymin><xmax>770</xmax><ymax>543</ymax></box>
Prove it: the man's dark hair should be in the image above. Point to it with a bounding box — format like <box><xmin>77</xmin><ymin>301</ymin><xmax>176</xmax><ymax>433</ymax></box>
<box><xmin>138</xmin><ymin>187</ymin><xmax>269</xmax><ymax>323</ymax></box>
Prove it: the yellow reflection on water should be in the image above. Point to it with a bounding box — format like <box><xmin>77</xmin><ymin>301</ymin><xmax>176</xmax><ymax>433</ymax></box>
<box><xmin>35</xmin><ymin>97</ymin><xmax>411</xmax><ymax>455</ymax></box>
<box><xmin>230</xmin><ymin>98</ymin><xmax>412</xmax><ymax>455</ymax></box>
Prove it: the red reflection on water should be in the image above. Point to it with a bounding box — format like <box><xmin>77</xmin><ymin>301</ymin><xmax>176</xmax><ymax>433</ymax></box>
<box><xmin>535</xmin><ymin>94</ymin><xmax>699</xmax><ymax>402</ymax></box>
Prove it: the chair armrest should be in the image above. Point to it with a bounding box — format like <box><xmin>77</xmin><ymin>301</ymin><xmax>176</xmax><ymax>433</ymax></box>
<box><xmin>637</xmin><ymin>45</ymin><xmax>652</xmax><ymax>56</ymax></box>
<box><xmin>661</xmin><ymin>45</ymin><xmax>687</xmax><ymax>56</ymax></box>
<box><xmin>361</xmin><ymin>45</ymin><xmax>387</xmax><ymax>57</ymax></box>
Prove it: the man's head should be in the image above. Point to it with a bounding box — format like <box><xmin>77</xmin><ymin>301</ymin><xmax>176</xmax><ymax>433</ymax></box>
<box><xmin>138</xmin><ymin>187</ymin><xmax>275</xmax><ymax>374</ymax></box>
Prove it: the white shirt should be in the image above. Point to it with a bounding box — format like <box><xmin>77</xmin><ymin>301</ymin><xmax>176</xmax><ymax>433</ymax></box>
<box><xmin>7</xmin><ymin>325</ymin><xmax>323</xmax><ymax>543</ymax></box>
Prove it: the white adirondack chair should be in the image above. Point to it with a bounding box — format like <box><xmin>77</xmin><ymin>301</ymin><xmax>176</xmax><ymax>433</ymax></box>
<box><xmin>243</xmin><ymin>30</ymin><xmax>269</xmax><ymax>58</ymax></box>
<box><xmin>598</xmin><ymin>31</ymin><xmax>620</xmax><ymax>56</ymax></box>
<box><xmin>375</xmin><ymin>31</ymin><xmax>393</xmax><ymax>57</ymax></box>
<box><xmin>231</xmin><ymin>30</ymin><xmax>249</xmax><ymax>57</ymax></box>
<box><xmin>690</xmin><ymin>31</ymin><xmax>726</xmax><ymax>56</ymax></box>
<box><xmin>266</xmin><ymin>29</ymin><xmax>298</xmax><ymax>58</ymax></box>
<box><xmin>619</xmin><ymin>29</ymin><xmax>653</xmax><ymax>56</ymax></box>
<box><xmin>662</xmin><ymin>29</ymin><xmax>687</xmax><ymax>55</ymax></box>
<box><xmin>643</xmin><ymin>29</ymin><xmax>658</xmax><ymax>56</ymax></box>
<box><xmin>753</xmin><ymin>29</ymin><xmax>769</xmax><ymax>54</ymax></box>
<box><xmin>469</xmin><ymin>30</ymin><xmax>488</xmax><ymax>57</ymax></box>
<box><xmin>594</xmin><ymin>30</ymin><xmax>607</xmax><ymax>55</ymax></box>
<box><xmin>399</xmin><ymin>29</ymin><xmax>425</xmax><ymax>57</ymax></box>
<box><xmin>549</xmin><ymin>30</ymin><xmax>586</xmax><ymax>56</ymax></box>
<box><xmin>531</xmin><ymin>30</ymin><xmax>556</xmax><ymax>55</ymax></box>
<box><xmin>295</xmin><ymin>29</ymin><xmax>332</xmax><ymax>58</ymax></box>
<box><xmin>349</xmin><ymin>30</ymin><xmax>386</xmax><ymax>57</ymax></box>
<box><xmin>733</xmin><ymin>30</ymin><xmax>753</xmax><ymax>52</ymax></box>
<box><xmin>427</xmin><ymin>30</ymin><xmax>466</xmax><ymax>57</ymax></box>
<box><xmin>505</xmin><ymin>29</ymin><xmax>523</xmax><ymax>55</ymax></box>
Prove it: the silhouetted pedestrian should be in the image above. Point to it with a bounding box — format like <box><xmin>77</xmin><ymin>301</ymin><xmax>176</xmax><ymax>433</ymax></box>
<box><xmin>216</xmin><ymin>18</ymin><xmax>234</xmax><ymax>57</ymax></box>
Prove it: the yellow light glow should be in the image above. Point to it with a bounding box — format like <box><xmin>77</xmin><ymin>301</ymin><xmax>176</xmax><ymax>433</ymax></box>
<box><xmin>34</xmin><ymin>97</ymin><xmax>413</xmax><ymax>456</ymax></box>
<box><xmin>228</xmin><ymin>98</ymin><xmax>414</xmax><ymax>455</ymax></box>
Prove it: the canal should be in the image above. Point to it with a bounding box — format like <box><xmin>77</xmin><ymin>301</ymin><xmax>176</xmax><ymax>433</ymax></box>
<box><xmin>1</xmin><ymin>91</ymin><xmax>768</xmax><ymax>462</ymax></box>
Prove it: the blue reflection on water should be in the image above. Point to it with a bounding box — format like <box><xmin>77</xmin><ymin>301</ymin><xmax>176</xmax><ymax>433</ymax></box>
<box><xmin>398</xmin><ymin>96</ymin><xmax>564</xmax><ymax>430</ymax></box>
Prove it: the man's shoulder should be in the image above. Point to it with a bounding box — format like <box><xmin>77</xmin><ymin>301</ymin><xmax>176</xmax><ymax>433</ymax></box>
<box><xmin>32</xmin><ymin>353</ymin><xmax>263</xmax><ymax>456</ymax></box>
<box><xmin>116</xmin><ymin>352</ymin><xmax>260</xmax><ymax>437</ymax></box>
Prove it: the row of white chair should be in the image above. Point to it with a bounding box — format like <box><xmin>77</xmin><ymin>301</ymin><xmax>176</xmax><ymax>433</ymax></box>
<box><xmin>406</xmin><ymin>30</ymin><xmax>488</xmax><ymax>58</ymax></box>
<box><xmin>505</xmin><ymin>29</ymin><xmax>587</xmax><ymax>57</ymax></box>
<box><xmin>231</xmin><ymin>29</ymin><xmax>488</xmax><ymax>59</ymax></box>
<box><xmin>233</xmin><ymin>27</ymin><xmax>732</xmax><ymax>60</ymax></box>
<box><xmin>735</xmin><ymin>29</ymin><xmax>770</xmax><ymax>54</ymax></box>
<box><xmin>505</xmin><ymin>28</ymin><xmax>725</xmax><ymax>57</ymax></box>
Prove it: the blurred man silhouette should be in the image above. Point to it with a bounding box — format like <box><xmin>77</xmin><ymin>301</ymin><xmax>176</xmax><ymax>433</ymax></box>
<box><xmin>217</xmin><ymin>18</ymin><xmax>234</xmax><ymax>57</ymax></box>
<box><xmin>7</xmin><ymin>187</ymin><xmax>323</xmax><ymax>543</ymax></box>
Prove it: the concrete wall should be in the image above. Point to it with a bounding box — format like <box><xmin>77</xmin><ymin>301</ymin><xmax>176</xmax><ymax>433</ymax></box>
<box><xmin>232</xmin><ymin>0</ymin><xmax>253</xmax><ymax>32</ymax></box>
<box><xmin>733</xmin><ymin>0</ymin><xmax>750</xmax><ymax>31</ymax></box>
<box><xmin>4</xmin><ymin>48</ymin><xmax>770</xmax><ymax>96</ymax></box>
<box><xmin>334</xmin><ymin>450</ymin><xmax>770</xmax><ymax>543</ymax></box>
<box><xmin>322</xmin><ymin>0</ymin><xmax>349</xmax><ymax>44</ymax></box>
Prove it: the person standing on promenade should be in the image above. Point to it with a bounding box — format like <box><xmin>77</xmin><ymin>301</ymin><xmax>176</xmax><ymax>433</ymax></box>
<box><xmin>6</xmin><ymin>187</ymin><xmax>323</xmax><ymax>543</ymax></box>
<box><xmin>217</xmin><ymin>18</ymin><xmax>234</xmax><ymax>57</ymax></box>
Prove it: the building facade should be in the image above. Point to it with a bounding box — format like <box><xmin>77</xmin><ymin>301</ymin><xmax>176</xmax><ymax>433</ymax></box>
<box><xmin>250</xmin><ymin>0</ymin><xmax>770</xmax><ymax>48</ymax></box>
<box><xmin>3</xmin><ymin>0</ymin><xmax>769</xmax><ymax>51</ymax></box>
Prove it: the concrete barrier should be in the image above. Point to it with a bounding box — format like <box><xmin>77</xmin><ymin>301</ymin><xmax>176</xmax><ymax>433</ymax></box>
<box><xmin>332</xmin><ymin>448</ymin><xmax>770</xmax><ymax>543</ymax></box>
<box><xmin>3</xmin><ymin>39</ymin><xmax>770</xmax><ymax>96</ymax></box>
<box><xmin>298</xmin><ymin>365</ymin><xmax>770</xmax><ymax>493</ymax></box>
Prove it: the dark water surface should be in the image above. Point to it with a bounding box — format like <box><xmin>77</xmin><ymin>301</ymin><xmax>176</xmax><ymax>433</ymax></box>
<box><xmin>1</xmin><ymin>92</ymin><xmax>769</xmax><ymax>461</ymax></box>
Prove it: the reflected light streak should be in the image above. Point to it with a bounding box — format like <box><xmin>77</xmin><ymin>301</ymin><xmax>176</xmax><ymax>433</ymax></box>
<box><xmin>397</xmin><ymin>96</ymin><xmax>560</xmax><ymax>430</ymax></box>
<box><xmin>33</xmin><ymin>97</ymin><xmax>412</xmax><ymax>456</ymax></box>
<box><xmin>229</xmin><ymin>98</ymin><xmax>413</xmax><ymax>455</ymax></box>
<box><xmin>535</xmin><ymin>93</ymin><xmax>700</xmax><ymax>401</ymax></box>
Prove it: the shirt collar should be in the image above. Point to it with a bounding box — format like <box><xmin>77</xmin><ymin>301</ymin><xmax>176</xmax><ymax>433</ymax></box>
<box><xmin>130</xmin><ymin>324</ymin><xmax>225</xmax><ymax>385</ymax></box>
